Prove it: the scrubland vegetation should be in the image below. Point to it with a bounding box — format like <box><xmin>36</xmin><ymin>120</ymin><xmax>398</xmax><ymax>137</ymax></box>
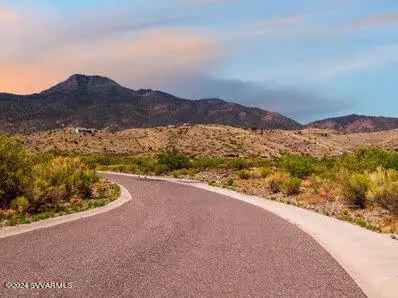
<box><xmin>0</xmin><ymin>135</ymin><xmax>120</xmax><ymax>227</ymax></box>
<box><xmin>6</xmin><ymin>131</ymin><xmax>398</xmax><ymax>233</ymax></box>
<box><xmin>73</xmin><ymin>147</ymin><xmax>398</xmax><ymax>233</ymax></box>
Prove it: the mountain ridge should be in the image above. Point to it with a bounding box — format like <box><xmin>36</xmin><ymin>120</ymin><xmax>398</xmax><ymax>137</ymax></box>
<box><xmin>0</xmin><ymin>74</ymin><xmax>302</xmax><ymax>133</ymax></box>
<box><xmin>2</xmin><ymin>74</ymin><xmax>398</xmax><ymax>134</ymax></box>
<box><xmin>307</xmin><ymin>114</ymin><xmax>398</xmax><ymax>132</ymax></box>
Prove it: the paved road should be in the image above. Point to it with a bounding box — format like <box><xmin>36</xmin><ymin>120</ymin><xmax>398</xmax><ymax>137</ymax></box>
<box><xmin>0</xmin><ymin>174</ymin><xmax>365</xmax><ymax>297</ymax></box>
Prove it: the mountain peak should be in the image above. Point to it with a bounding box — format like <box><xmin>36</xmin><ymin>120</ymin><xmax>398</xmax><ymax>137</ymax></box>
<box><xmin>0</xmin><ymin>73</ymin><xmax>302</xmax><ymax>133</ymax></box>
<box><xmin>42</xmin><ymin>74</ymin><xmax>121</xmax><ymax>94</ymax></box>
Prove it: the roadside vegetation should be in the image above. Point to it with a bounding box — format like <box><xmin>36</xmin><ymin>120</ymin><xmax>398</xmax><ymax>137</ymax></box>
<box><xmin>0</xmin><ymin>135</ymin><xmax>120</xmax><ymax>227</ymax></box>
<box><xmin>58</xmin><ymin>147</ymin><xmax>398</xmax><ymax>234</ymax></box>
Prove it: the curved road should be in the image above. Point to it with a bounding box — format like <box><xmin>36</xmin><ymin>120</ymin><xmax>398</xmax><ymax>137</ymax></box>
<box><xmin>0</xmin><ymin>174</ymin><xmax>365</xmax><ymax>297</ymax></box>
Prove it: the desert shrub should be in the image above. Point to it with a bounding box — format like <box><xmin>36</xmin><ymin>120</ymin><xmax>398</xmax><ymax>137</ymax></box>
<box><xmin>279</xmin><ymin>153</ymin><xmax>317</xmax><ymax>178</ymax></box>
<box><xmin>191</xmin><ymin>157</ymin><xmax>226</xmax><ymax>170</ymax></box>
<box><xmin>92</xmin><ymin>180</ymin><xmax>120</xmax><ymax>201</ymax></box>
<box><xmin>10</xmin><ymin>196</ymin><xmax>30</xmax><ymax>213</ymax></box>
<box><xmin>153</xmin><ymin>164</ymin><xmax>169</xmax><ymax>175</ymax></box>
<box><xmin>158</xmin><ymin>150</ymin><xmax>191</xmax><ymax>171</ymax></box>
<box><xmin>31</xmin><ymin>151</ymin><xmax>58</xmax><ymax>165</ymax></box>
<box><xmin>340</xmin><ymin>172</ymin><xmax>370</xmax><ymax>208</ymax></box>
<box><xmin>81</xmin><ymin>154</ymin><xmax>159</xmax><ymax>174</ymax></box>
<box><xmin>100</xmin><ymin>164</ymin><xmax>133</xmax><ymax>173</ymax></box>
<box><xmin>267</xmin><ymin>171</ymin><xmax>290</xmax><ymax>193</ymax></box>
<box><xmin>246</xmin><ymin>167</ymin><xmax>272</xmax><ymax>179</ymax></box>
<box><xmin>227</xmin><ymin>158</ymin><xmax>269</xmax><ymax>170</ymax></box>
<box><xmin>171</xmin><ymin>168</ymin><xmax>196</xmax><ymax>178</ymax></box>
<box><xmin>308</xmin><ymin>176</ymin><xmax>338</xmax><ymax>201</ymax></box>
<box><xmin>306</xmin><ymin>175</ymin><xmax>323</xmax><ymax>194</ymax></box>
<box><xmin>0</xmin><ymin>208</ymin><xmax>17</xmax><ymax>220</ymax></box>
<box><xmin>313</xmin><ymin>157</ymin><xmax>337</xmax><ymax>179</ymax></box>
<box><xmin>0</xmin><ymin>135</ymin><xmax>33</xmax><ymax>207</ymax></box>
<box><xmin>133</xmin><ymin>157</ymin><xmax>159</xmax><ymax>174</ymax></box>
<box><xmin>367</xmin><ymin>168</ymin><xmax>398</xmax><ymax>215</ymax></box>
<box><xmin>225</xmin><ymin>178</ymin><xmax>235</xmax><ymax>186</ymax></box>
<box><xmin>31</xmin><ymin>157</ymin><xmax>98</xmax><ymax>211</ymax></box>
<box><xmin>82</xmin><ymin>154</ymin><xmax>116</xmax><ymax>167</ymax></box>
<box><xmin>281</xmin><ymin>177</ymin><xmax>302</xmax><ymax>195</ymax></box>
<box><xmin>237</xmin><ymin>170</ymin><xmax>251</xmax><ymax>180</ymax></box>
<box><xmin>260</xmin><ymin>167</ymin><xmax>272</xmax><ymax>178</ymax></box>
<box><xmin>227</xmin><ymin>158</ymin><xmax>250</xmax><ymax>170</ymax></box>
<box><xmin>336</xmin><ymin>148</ymin><xmax>398</xmax><ymax>173</ymax></box>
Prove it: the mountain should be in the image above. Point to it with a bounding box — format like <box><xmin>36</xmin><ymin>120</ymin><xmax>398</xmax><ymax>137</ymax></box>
<box><xmin>0</xmin><ymin>74</ymin><xmax>302</xmax><ymax>133</ymax></box>
<box><xmin>307</xmin><ymin>114</ymin><xmax>398</xmax><ymax>133</ymax></box>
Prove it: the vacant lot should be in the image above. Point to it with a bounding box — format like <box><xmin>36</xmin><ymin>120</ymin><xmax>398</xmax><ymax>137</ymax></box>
<box><xmin>48</xmin><ymin>148</ymin><xmax>398</xmax><ymax>234</ymax></box>
<box><xmin>15</xmin><ymin>125</ymin><xmax>398</xmax><ymax>233</ymax></box>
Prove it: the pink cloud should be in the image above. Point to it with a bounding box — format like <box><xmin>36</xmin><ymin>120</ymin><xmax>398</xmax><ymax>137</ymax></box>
<box><xmin>0</xmin><ymin>24</ymin><xmax>223</xmax><ymax>94</ymax></box>
<box><xmin>0</xmin><ymin>6</ymin><xmax>17</xmax><ymax>23</ymax></box>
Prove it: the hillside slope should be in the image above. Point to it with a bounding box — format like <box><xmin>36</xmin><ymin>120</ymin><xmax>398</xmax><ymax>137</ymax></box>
<box><xmin>19</xmin><ymin>125</ymin><xmax>398</xmax><ymax>158</ymax></box>
<box><xmin>0</xmin><ymin>74</ymin><xmax>301</xmax><ymax>133</ymax></box>
<box><xmin>307</xmin><ymin>114</ymin><xmax>398</xmax><ymax>132</ymax></box>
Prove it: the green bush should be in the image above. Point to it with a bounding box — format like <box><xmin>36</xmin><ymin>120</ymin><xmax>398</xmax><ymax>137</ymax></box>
<box><xmin>340</xmin><ymin>172</ymin><xmax>370</xmax><ymax>208</ymax></box>
<box><xmin>367</xmin><ymin>168</ymin><xmax>398</xmax><ymax>215</ymax></box>
<box><xmin>191</xmin><ymin>157</ymin><xmax>226</xmax><ymax>170</ymax></box>
<box><xmin>279</xmin><ymin>153</ymin><xmax>317</xmax><ymax>178</ymax></box>
<box><xmin>81</xmin><ymin>154</ymin><xmax>159</xmax><ymax>174</ymax></box>
<box><xmin>158</xmin><ymin>150</ymin><xmax>191</xmax><ymax>171</ymax></box>
<box><xmin>32</xmin><ymin>157</ymin><xmax>98</xmax><ymax>210</ymax></box>
<box><xmin>10</xmin><ymin>196</ymin><xmax>30</xmax><ymax>213</ymax></box>
<box><xmin>0</xmin><ymin>139</ymin><xmax>122</xmax><ymax>226</ymax></box>
<box><xmin>227</xmin><ymin>158</ymin><xmax>250</xmax><ymax>170</ymax></box>
<box><xmin>0</xmin><ymin>135</ymin><xmax>33</xmax><ymax>207</ymax></box>
<box><xmin>336</xmin><ymin>148</ymin><xmax>398</xmax><ymax>173</ymax></box>
<box><xmin>281</xmin><ymin>177</ymin><xmax>302</xmax><ymax>195</ymax></box>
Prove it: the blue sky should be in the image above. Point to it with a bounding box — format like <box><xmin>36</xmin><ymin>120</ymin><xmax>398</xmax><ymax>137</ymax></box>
<box><xmin>1</xmin><ymin>0</ymin><xmax>397</xmax><ymax>122</ymax></box>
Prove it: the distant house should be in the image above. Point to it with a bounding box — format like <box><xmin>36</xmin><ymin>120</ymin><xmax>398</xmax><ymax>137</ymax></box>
<box><xmin>74</xmin><ymin>127</ymin><xmax>97</xmax><ymax>134</ymax></box>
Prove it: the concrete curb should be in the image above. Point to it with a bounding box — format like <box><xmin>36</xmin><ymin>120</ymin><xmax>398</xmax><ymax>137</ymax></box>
<box><xmin>103</xmin><ymin>171</ymin><xmax>398</xmax><ymax>298</ymax></box>
<box><xmin>0</xmin><ymin>184</ymin><xmax>132</xmax><ymax>240</ymax></box>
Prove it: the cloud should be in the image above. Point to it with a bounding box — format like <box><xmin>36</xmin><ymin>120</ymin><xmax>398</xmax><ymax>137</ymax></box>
<box><xmin>0</xmin><ymin>27</ymin><xmax>222</xmax><ymax>94</ymax></box>
<box><xmin>254</xmin><ymin>16</ymin><xmax>306</xmax><ymax>30</ymax></box>
<box><xmin>177</xmin><ymin>0</ymin><xmax>239</xmax><ymax>6</ymax></box>
<box><xmin>223</xmin><ymin>15</ymin><xmax>309</xmax><ymax>41</ymax></box>
<box><xmin>0</xmin><ymin>5</ymin><xmax>222</xmax><ymax>94</ymax></box>
<box><xmin>0</xmin><ymin>3</ymin><xmax>348</xmax><ymax>122</ymax></box>
<box><xmin>161</xmin><ymin>76</ymin><xmax>349</xmax><ymax>122</ymax></box>
<box><xmin>352</xmin><ymin>12</ymin><xmax>398</xmax><ymax>29</ymax></box>
<box><xmin>229</xmin><ymin>11</ymin><xmax>398</xmax><ymax>44</ymax></box>
<box><xmin>316</xmin><ymin>44</ymin><xmax>398</xmax><ymax>79</ymax></box>
<box><xmin>0</xmin><ymin>6</ymin><xmax>17</xmax><ymax>22</ymax></box>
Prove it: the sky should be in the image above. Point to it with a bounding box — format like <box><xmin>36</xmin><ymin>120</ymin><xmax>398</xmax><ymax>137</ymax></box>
<box><xmin>0</xmin><ymin>0</ymin><xmax>397</xmax><ymax>123</ymax></box>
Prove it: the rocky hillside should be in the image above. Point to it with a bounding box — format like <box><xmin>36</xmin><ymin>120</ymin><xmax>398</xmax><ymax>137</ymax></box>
<box><xmin>307</xmin><ymin>114</ymin><xmax>398</xmax><ymax>133</ymax></box>
<box><xmin>19</xmin><ymin>125</ymin><xmax>398</xmax><ymax>158</ymax></box>
<box><xmin>0</xmin><ymin>74</ymin><xmax>302</xmax><ymax>133</ymax></box>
